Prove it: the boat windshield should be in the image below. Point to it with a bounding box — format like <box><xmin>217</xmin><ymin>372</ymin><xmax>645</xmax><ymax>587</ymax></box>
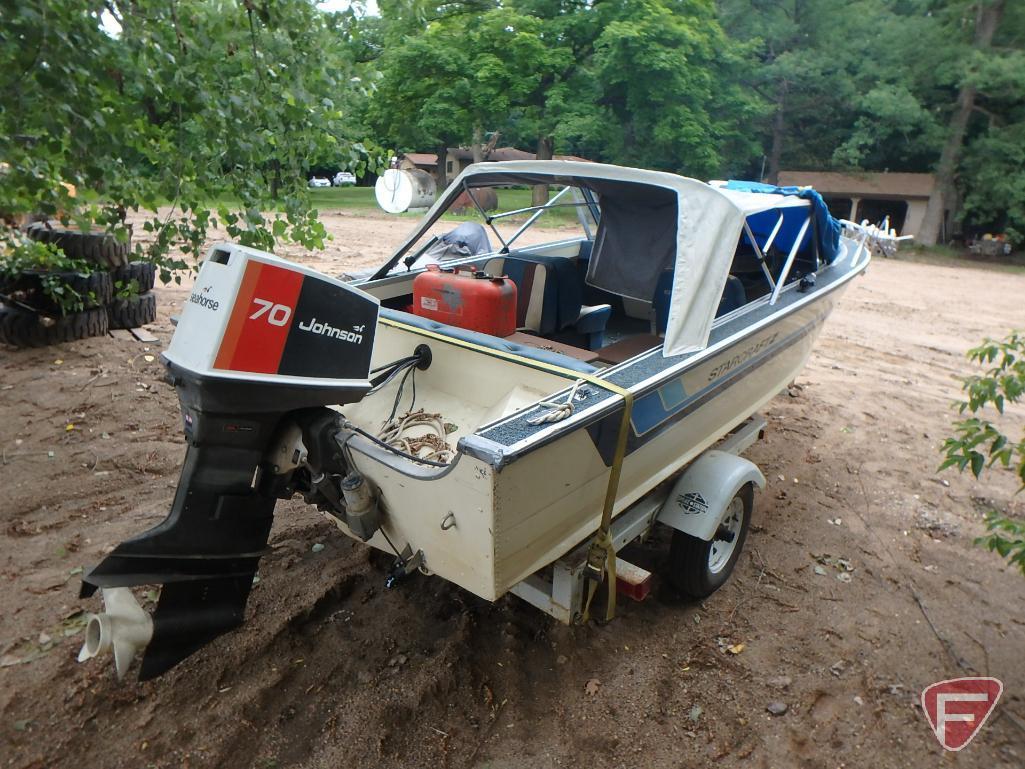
<box><xmin>373</xmin><ymin>181</ymin><xmax>601</xmax><ymax>279</ymax></box>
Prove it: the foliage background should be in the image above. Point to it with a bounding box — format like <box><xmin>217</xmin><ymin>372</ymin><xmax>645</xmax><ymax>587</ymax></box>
<box><xmin>1</xmin><ymin>0</ymin><xmax>1023</xmax><ymax>274</ymax></box>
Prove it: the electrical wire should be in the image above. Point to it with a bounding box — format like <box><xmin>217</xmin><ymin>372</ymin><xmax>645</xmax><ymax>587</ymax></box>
<box><xmin>385</xmin><ymin>364</ymin><xmax>417</xmax><ymax>424</ymax></box>
<box><xmin>371</xmin><ymin>354</ymin><xmax>418</xmax><ymax>375</ymax></box>
<box><xmin>367</xmin><ymin>355</ymin><xmax>419</xmax><ymax>396</ymax></box>
<box><xmin>378</xmin><ymin>526</ymin><xmax>403</xmax><ymax>559</ymax></box>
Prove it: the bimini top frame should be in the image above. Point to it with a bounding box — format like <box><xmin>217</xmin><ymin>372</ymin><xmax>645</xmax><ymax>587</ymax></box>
<box><xmin>375</xmin><ymin>160</ymin><xmax>755</xmax><ymax>357</ymax></box>
<box><xmin>372</xmin><ymin>161</ymin><xmax>842</xmax><ymax>357</ymax></box>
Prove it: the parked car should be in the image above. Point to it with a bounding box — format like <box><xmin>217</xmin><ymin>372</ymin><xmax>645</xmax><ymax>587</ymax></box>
<box><xmin>333</xmin><ymin>171</ymin><xmax>356</xmax><ymax>187</ymax></box>
<box><xmin>308</xmin><ymin>177</ymin><xmax>331</xmax><ymax>188</ymax></box>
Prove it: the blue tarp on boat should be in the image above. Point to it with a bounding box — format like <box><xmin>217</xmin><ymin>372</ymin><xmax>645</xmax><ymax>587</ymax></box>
<box><xmin>724</xmin><ymin>180</ymin><xmax>842</xmax><ymax>264</ymax></box>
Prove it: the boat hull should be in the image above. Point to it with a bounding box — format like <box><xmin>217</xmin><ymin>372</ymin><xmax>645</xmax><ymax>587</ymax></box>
<box><xmin>333</xmin><ymin>274</ymin><xmax>850</xmax><ymax>601</ymax></box>
<box><xmin>488</xmin><ymin>280</ymin><xmax>843</xmax><ymax>593</ymax></box>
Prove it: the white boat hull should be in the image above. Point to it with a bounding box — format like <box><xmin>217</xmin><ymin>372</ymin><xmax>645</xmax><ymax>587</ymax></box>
<box><xmin>332</xmin><ymin>272</ymin><xmax>849</xmax><ymax>601</ymax></box>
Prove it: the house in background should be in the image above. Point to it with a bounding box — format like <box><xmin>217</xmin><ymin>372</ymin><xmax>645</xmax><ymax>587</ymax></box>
<box><xmin>399</xmin><ymin>148</ymin><xmax>590</xmax><ymax>183</ymax></box>
<box><xmin>443</xmin><ymin>147</ymin><xmax>535</xmax><ymax>178</ymax></box>
<box><xmin>397</xmin><ymin>153</ymin><xmax>439</xmax><ymax>175</ymax></box>
<box><xmin>777</xmin><ymin>170</ymin><xmax>939</xmax><ymax>237</ymax></box>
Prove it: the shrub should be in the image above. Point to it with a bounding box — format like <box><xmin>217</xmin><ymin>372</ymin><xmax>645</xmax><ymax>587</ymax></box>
<box><xmin>941</xmin><ymin>331</ymin><xmax>1025</xmax><ymax>575</ymax></box>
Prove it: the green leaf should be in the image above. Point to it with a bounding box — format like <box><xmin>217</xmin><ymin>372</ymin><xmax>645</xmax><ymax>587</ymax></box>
<box><xmin>969</xmin><ymin>451</ymin><xmax>985</xmax><ymax>479</ymax></box>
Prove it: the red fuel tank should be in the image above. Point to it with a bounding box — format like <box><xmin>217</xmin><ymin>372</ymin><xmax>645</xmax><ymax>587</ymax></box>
<box><xmin>412</xmin><ymin>264</ymin><xmax>517</xmax><ymax>337</ymax></box>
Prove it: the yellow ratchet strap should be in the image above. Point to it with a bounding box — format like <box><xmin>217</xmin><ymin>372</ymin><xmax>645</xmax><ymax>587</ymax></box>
<box><xmin>379</xmin><ymin>316</ymin><xmax>634</xmax><ymax>622</ymax></box>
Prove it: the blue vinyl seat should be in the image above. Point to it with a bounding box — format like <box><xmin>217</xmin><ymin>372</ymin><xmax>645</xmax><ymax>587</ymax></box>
<box><xmin>483</xmin><ymin>253</ymin><xmax>611</xmax><ymax>350</ymax></box>
<box><xmin>653</xmin><ymin>271</ymin><xmax>747</xmax><ymax>335</ymax></box>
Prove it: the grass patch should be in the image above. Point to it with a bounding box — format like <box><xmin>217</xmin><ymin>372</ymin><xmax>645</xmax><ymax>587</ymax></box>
<box><xmin>900</xmin><ymin>244</ymin><xmax>1025</xmax><ymax>274</ymax></box>
<box><xmin>148</xmin><ymin>184</ymin><xmax>584</xmax><ymax>228</ymax></box>
<box><xmin>309</xmin><ymin>186</ymin><xmax>379</xmax><ymax>209</ymax></box>
<box><xmin>310</xmin><ymin>185</ymin><xmax>584</xmax><ymax>226</ymax></box>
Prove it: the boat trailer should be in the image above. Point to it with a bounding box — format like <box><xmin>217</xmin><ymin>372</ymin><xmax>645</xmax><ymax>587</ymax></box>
<box><xmin>511</xmin><ymin>414</ymin><xmax>766</xmax><ymax>623</ymax></box>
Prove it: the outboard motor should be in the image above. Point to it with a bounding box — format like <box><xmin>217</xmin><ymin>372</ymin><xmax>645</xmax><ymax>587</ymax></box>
<box><xmin>80</xmin><ymin>244</ymin><xmax>382</xmax><ymax>679</ymax></box>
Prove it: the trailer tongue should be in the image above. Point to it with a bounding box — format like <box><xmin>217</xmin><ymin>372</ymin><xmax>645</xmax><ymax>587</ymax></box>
<box><xmin>79</xmin><ymin>244</ymin><xmax>388</xmax><ymax>679</ymax></box>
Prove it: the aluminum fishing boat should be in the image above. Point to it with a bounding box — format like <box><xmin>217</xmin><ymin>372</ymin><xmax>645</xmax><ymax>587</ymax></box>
<box><xmin>77</xmin><ymin>161</ymin><xmax>879</xmax><ymax>680</ymax></box>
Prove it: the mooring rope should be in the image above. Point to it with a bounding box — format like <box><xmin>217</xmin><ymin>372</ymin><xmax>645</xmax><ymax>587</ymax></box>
<box><xmin>526</xmin><ymin>379</ymin><xmax>585</xmax><ymax>425</ymax></box>
<box><xmin>378</xmin><ymin>408</ymin><xmax>455</xmax><ymax>463</ymax></box>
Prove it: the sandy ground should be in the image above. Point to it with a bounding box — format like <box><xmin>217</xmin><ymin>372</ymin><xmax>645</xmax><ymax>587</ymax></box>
<box><xmin>1</xmin><ymin>213</ymin><xmax>1024</xmax><ymax>769</ymax></box>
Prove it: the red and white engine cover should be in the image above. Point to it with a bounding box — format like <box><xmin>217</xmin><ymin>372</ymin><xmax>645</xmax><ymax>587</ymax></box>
<box><xmin>164</xmin><ymin>243</ymin><xmax>380</xmax><ymax>388</ymax></box>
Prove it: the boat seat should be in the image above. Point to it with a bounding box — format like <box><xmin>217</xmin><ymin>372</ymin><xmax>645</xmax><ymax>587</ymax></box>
<box><xmin>379</xmin><ymin>308</ymin><xmax>598</xmax><ymax>374</ymax></box>
<box><xmin>652</xmin><ymin>271</ymin><xmax>747</xmax><ymax>334</ymax></box>
<box><xmin>483</xmin><ymin>254</ymin><xmax>611</xmax><ymax>350</ymax></box>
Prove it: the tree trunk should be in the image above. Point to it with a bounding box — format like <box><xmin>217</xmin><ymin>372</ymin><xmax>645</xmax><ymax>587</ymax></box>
<box><xmin>766</xmin><ymin>81</ymin><xmax>787</xmax><ymax>185</ymax></box>
<box><xmin>918</xmin><ymin>0</ymin><xmax>1005</xmax><ymax>246</ymax></box>
<box><xmin>435</xmin><ymin>145</ymin><xmax>448</xmax><ymax>189</ymax></box>
<box><xmin>472</xmin><ymin>126</ymin><xmax>484</xmax><ymax>164</ymax></box>
<box><xmin>532</xmin><ymin>135</ymin><xmax>554</xmax><ymax>207</ymax></box>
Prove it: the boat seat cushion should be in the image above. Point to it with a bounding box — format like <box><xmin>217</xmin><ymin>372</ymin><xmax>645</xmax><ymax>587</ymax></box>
<box><xmin>379</xmin><ymin>308</ymin><xmax>598</xmax><ymax>374</ymax></box>
<box><xmin>485</xmin><ymin>253</ymin><xmax>611</xmax><ymax>349</ymax></box>
<box><xmin>718</xmin><ymin>275</ymin><xmax>747</xmax><ymax>317</ymax></box>
<box><xmin>652</xmin><ymin>271</ymin><xmax>747</xmax><ymax>334</ymax></box>
<box><xmin>483</xmin><ymin>254</ymin><xmax>584</xmax><ymax>334</ymax></box>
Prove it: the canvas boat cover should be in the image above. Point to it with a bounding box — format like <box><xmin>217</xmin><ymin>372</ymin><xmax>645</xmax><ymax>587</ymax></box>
<box><xmin>382</xmin><ymin>161</ymin><xmax>830</xmax><ymax>357</ymax></box>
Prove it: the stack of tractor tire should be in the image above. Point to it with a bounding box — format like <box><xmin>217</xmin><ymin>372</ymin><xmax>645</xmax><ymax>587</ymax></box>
<box><xmin>0</xmin><ymin>223</ymin><xmax>158</xmax><ymax>348</ymax></box>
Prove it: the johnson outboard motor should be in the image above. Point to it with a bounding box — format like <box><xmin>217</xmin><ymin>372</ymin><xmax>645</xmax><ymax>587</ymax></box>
<box><xmin>79</xmin><ymin>244</ymin><xmax>384</xmax><ymax>679</ymax></box>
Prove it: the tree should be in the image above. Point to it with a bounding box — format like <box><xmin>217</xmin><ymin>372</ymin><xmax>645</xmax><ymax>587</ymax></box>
<box><xmin>719</xmin><ymin>0</ymin><xmax>837</xmax><ymax>181</ymax></box>
<box><xmin>593</xmin><ymin>0</ymin><xmax>763</xmax><ymax>179</ymax></box>
<box><xmin>365</xmin><ymin>20</ymin><xmax>475</xmax><ymax>187</ymax></box>
<box><xmin>945</xmin><ymin>1</ymin><xmax>1025</xmax><ymax>244</ymax></box>
<box><xmin>718</xmin><ymin>0</ymin><xmax>928</xmax><ymax>182</ymax></box>
<box><xmin>366</xmin><ymin>2</ymin><xmax>577</xmax><ymax>189</ymax></box>
<box><xmin>718</xmin><ymin>0</ymin><xmax>1025</xmax><ymax>245</ymax></box>
<box><xmin>960</xmin><ymin>121</ymin><xmax>1025</xmax><ymax>244</ymax></box>
<box><xmin>364</xmin><ymin>0</ymin><xmax>503</xmax><ymax>187</ymax></box>
<box><xmin>919</xmin><ymin>0</ymin><xmax>1007</xmax><ymax>245</ymax></box>
<box><xmin>0</xmin><ymin>0</ymin><xmax>384</xmax><ymax>280</ymax></box>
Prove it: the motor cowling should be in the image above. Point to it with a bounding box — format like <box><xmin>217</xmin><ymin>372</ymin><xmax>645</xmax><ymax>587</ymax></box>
<box><xmin>80</xmin><ymin>244</ymin><xmax>381</xmax><ymax>679</ymax></box>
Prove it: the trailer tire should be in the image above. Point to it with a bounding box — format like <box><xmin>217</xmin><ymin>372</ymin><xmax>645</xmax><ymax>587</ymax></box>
<box><xmin>107</xmin><ymin>292</ymin><xmax>157</xmax><ymax>330</ymax></box>
<box><xmin>666</xmin><ymin>483</ymin><xmax>752</xmax><ymax>598</ymax></box>
<box><xmin>0</xmin><ymin>304</ymin><xmax>109</xmax><ymax>348</ymax></box>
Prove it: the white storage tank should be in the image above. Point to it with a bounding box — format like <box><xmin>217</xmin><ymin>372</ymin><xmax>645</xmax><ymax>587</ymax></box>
<box><xmin>375</xmin><ymin>169</ymin><xmax>437</xmax><ymax>214</ymax></box>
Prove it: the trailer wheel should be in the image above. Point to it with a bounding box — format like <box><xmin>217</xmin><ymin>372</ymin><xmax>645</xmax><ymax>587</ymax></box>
<box><xmin>666</xmin><ymin>483</ymin><xmax>752</xmax><ymax>598</ymax></box>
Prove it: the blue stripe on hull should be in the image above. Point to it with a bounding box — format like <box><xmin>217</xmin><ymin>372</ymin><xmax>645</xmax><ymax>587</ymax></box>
<box><xmin>585</xmin><ymin>308</ymin><xmax>825</xmax><ymax>466</ymax></box>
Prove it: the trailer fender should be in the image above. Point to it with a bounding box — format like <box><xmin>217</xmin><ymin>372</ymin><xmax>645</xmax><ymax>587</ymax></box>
<box><xmin>656</xmin><ymin>450</ymin><xmax>765</xmax><ymax>541</ymax></box>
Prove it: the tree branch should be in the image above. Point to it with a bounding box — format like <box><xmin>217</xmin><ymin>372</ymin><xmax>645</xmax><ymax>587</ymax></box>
<box><xmin>243</xmin><ymin>1</ymin><xmax>266</xmax><ymax>88</ymax></box>
<box><xmin>971</xmin><ymin>103</ymin><xmax>1001</xmax><ymax>128</ymax></box>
